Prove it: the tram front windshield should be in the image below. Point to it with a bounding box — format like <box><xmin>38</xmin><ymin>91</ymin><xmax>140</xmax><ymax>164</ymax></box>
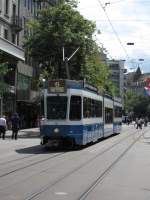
<box><xmin>47</xmin><ymin>96</ymin><xmax>67</xmax><ymax>119</ymax></box>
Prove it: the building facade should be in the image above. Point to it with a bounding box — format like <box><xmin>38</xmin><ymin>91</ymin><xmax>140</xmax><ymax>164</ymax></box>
<box><xmin>0</xmin><ymin>0</ymin><xmax>24</xmax><ymax>116</ymax></box>
<box><xmin>0</xmin><ymin>0</ymin><xmax>51</xmax><ymax>125</ymax></box>
<box><xmin>16</xmin><ymin>1</ymin><xmax>50</xmax><ymax>127</ymax></box>
<box><xmin>107</xmin><ymin>59</ymin><xmax>125</xmax><ymax>100</ymax></box>
<box><xmin>126</xmin><ymin>67</ymin><xmax>150</xmax><ymax>95</ymax></box>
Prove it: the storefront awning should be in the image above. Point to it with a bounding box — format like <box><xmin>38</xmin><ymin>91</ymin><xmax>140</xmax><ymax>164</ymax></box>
<box><xmin>0</xmin><ymin>36</ymin><xmax>25</xmax><ymax>61</ymax></box>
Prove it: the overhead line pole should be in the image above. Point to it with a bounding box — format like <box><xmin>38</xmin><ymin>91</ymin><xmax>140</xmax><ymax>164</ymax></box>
<box><xmin>62</xmin><ymin>46</ymin><xmax>80</xmax><ymax>79</ymax></box>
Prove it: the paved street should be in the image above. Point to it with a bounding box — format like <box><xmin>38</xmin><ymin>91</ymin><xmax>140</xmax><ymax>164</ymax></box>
<box><xmin>0</xmin><ymin>125</ymin><xmax>150</xmax><ymax>200</ymax></box>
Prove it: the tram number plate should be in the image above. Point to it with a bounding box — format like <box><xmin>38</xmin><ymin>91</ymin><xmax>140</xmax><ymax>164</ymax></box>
<box><xmin>48</xmin><ymin>80</ymin><xmax>65</xmax><ymax>93</ymax></box>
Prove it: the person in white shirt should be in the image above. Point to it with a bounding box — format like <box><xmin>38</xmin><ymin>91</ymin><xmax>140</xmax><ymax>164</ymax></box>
<box><xmin>0</xmin><ymin>116</ymin><xmax>7</xmax><ymax>139</ymax></box>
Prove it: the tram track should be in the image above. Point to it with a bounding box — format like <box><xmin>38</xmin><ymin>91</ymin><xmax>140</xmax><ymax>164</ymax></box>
<box><xmin>23</xmin><ymin>127</ymin><xmax>142</xmax><ymax>200</ymax></box>
<box><xmin>0</xmin><ymin>152</ymin><xmax>67</xmax><ymax>178</ymax></box>
<box><xmin>0</xmin><ymin>126</ymin><xmax>132</xmax><ymax>178</ymax></box>
<box><xmin>0</xmin><ymin>125</ymin><xmax>130</xmax><ymax>167</ymax></box>
<box><xmin>0</xmin><ymin>154</ymin><xmax>41</xmax><ymax>166</ymax></box>
<box><xmin>78</xmin><ymin>133</ymin><xmax>143</xmax><ymax>200</ymax></box>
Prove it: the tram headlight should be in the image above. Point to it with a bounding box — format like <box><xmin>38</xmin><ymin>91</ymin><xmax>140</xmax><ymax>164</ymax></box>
<box><xmin>54</xmin><ymin>128</ymin><xmax>59</xmax><ymax>133</ymax></box>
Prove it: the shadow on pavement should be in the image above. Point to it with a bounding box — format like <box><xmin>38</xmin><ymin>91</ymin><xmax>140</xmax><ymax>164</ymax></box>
<box><xmin>15</xmin><ymin>145</ymin><xmax>73</xmax><ymax>154</ymax></box>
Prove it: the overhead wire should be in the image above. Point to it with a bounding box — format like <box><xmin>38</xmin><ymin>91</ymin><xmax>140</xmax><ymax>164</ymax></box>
<box><xmin>94</xmin><ymin>34</ymin><xmax>114</xmax><ymax>60</ymax></box>
<box><xmin>96</xmin><ymin>0</ymin><xmax>130</xmax><ymax>60</ymax></box>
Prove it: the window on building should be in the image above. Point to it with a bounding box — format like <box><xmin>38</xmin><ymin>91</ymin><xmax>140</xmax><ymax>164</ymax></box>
<box><xmin>0</xmin><ymin>0</ymin><xmax>2</xmax><ymax>12</ymax></box>
<box><xmin>31</xmin><ymin>0</ymin><xmax>33</xmax><ymax>13</ymax></box>
<box><xmin>24</xmin><ymin>0</ymin><xmax>26</xmax><ymax>7</ymax></box>
<box><xmin>4</xmin><ymin>29</ymin><xmax>8</xmax><ymax>40</ymax></box>
<box><xmin>12</xmin><ymin>33</ymin><xmax>16</xmax><ymax>44</ymax></box>
<box><xmin>23</xmin><ymin>17</ymin><xmax>26</xmax><ymax>35</ymax></box>
<box><xmin>12</xmin><ymin>4</ymin><xmax>16</xmax><ymax>17</ymax></box>
<box><xmin>28</xmin><ymin>0</ymin><xmax>30</xmax><ymax>10</ymax></box>
<box><xmin>5</xmin><ymin>0</ymin><xmax>9</xmax><ymax>15</ymax></box>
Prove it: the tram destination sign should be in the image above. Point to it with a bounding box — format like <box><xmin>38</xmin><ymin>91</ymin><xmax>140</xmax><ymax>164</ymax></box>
<box><xmin>48</xmin><ymin>80</ymin><xmax>66</xmax><ymax>93</ymax></box>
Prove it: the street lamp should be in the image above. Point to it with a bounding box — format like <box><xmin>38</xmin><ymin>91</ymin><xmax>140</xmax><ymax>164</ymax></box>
<box><xmin>127</xmin><ymin>42</ymin><xmax>134</xmax><ymax>45</ymax></box>
<box><xmin>139</xmin><ymin>59</ymin><xmax>144</xmax><ymax>61</ymax></box>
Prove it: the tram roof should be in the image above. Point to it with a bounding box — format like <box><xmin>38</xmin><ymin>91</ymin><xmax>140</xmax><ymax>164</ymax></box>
<box><xmin>46</xmin><ymin>79</ymin><xmax>121</xmax><ymax>102</ymax></box>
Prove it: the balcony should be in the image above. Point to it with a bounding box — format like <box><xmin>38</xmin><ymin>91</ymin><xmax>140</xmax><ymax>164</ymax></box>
<box><xmin>11</xmin><ymin>16</ymin><xmax>22</xmax><ymax>32</ymax></box>
<box><xmin>0</xmin><ymin>36</ymin><xmax>25</xmax><ymax>61</ymax></box>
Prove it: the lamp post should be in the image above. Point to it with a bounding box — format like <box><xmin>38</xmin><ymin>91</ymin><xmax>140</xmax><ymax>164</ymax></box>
<box><xmin>127</xmin><ymin>42</ymin><xmax>134</xmax><ymax>45</ymax></box>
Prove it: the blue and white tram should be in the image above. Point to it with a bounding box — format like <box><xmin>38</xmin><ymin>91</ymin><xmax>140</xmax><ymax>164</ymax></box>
<box><xmin>40</xmin><ymin>80</ymin><xmax>122</xmax><ymax>147</ymax></box>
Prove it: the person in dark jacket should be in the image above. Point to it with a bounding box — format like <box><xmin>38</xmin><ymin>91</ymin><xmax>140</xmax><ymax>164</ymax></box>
<box><xmin>11</xmin><ymin>113</ymin><xmax>20</xmax><ymax>140</ymax></box>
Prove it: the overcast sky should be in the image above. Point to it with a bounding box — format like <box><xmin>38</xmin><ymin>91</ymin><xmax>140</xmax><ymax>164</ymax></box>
<box><xmin>77</xmin><ymin>0</ymin><xmax>150</xmax><ymax>73</ymax></box>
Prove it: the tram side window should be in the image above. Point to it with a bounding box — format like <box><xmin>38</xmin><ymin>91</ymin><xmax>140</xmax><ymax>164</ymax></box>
<box><xmin>83</xmin><ymin>97</ymin><xmax>91</xmax><ymax>118</ymax></box>
<box><xmin>83</xmin><ymin>97</ymin><xmax>102</xmax><ymax>118</ymax></box>
<box><xmin>69</xmin><ymin>96</ymin><xmax>81</xmax><ymax>120</ymax></box>
<box><xmin>114</xmin><ymin>106</ymin><xmax>122</xmax><ymax>118</ymax></box>
<box><xmin>96</xmin><ymin>100</ymin><xmax>102</xmax><ymax>117</ymax></box>
<box><xmin>105</xmin><ymin>107</ymin><xmax>113</xmax><ymax>124</ymax></box>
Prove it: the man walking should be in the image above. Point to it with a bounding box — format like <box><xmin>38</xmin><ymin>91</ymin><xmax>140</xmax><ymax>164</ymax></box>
<box><xmin>11</xmin><ymin>113</ymin><xmax>20</xmax><ymax>140</ymax></box>
<box><xmin>0</xmin><ymin>115</ymin><xmax>7</xmax><ymax>139</ymax></box>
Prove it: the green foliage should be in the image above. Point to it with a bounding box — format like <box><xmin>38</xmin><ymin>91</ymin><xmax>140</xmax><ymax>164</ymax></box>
<box><xmin>124</xmin><ymin>90</ymin><xmax>150</xmax><ymax>117</ymax></box>
<box><xmin>0</xmin><ymin>62</ymin><xmax>9</xmax><ymax>75</ymax></box>
<box><xmin>24</xmin><ymin>2</ymin><xmax>96</xmax><ymax>79</ymax></box>
<box><xmin>0</xmin><ymin>82</ymin><xmax>9</xmax><ymax>96</ymax></box>
<box><xmin>24</xmin><ymin>1</ymin><xmax>114</xmax><ymax>93</ymax></box>
<box><xmin>80</xmin><ymin>46</ymin><xmax>111</xmax><ymax>92</ymax></box>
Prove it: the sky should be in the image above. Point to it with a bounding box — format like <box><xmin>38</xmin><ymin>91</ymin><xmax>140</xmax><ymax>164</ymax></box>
<box><xmin>77</xmin><ymin>0</ymin><xmax>150</xmax><ymax>73</ymax></box>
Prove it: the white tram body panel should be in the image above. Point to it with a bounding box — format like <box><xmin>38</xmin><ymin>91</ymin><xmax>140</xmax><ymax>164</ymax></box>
<box><xmin>40</xmin><ymin>80</ymin><xmax>122</xmax><ymax>147</ymax></box>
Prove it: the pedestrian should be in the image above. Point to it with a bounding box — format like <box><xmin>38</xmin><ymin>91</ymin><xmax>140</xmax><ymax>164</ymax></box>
<box><xmin>11</xmin><ymin>113</ymin><xmax>20</xmax><ymax>140</ymax></box>
<box><xmin>136</xmin><ymin>118</ymin><xmax>142</xmax><ymax>129</ymax></box>
<box><xmin>0</xmin><ymin>115</ymin><xmax>7</xmax><ymax>139</ymax></box>
<box><xmin>144</xmin><ymin>117</ymin><xmax>148</xmax><ymax>127</ymax></box>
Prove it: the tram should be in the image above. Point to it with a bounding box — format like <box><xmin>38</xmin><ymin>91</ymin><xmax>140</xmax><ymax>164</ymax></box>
<box><xmin>40</xmin><ymin>79</ymin><xmax>122</xmax><ymax>147</ymax></box>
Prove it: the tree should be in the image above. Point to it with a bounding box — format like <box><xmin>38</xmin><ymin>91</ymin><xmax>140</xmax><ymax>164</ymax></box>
<box><xmin>24</xmin><ymin>0</ymin><xmax>115</xmax><ymax>93</ymax></box>
<box><xmin>124</xmin><ymin>89</ymin><xmax>150</xmax><ymax>118</ymax></box>
<box><xmin>25</xmin><ymin>2</ymin><xmax>95</xmax><ymax>78</ymax></box>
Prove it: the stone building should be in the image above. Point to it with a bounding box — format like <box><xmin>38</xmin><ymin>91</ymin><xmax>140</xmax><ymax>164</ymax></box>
<box><xmin>0</xmin><ymin>0</ymin><xmax>55</xmax><ymax>127</ymax></box>
<box><xmin>126</xmin><ymin>67</ymin><xmax>150</xmax><ymax>95</ymax></box>
<box><xmin>107</xmin><ymin>59</ymin><xmax>125</xmax><ymax>100</ymax></box>
<box><xmin>0</xmin><ymin>0</ymin><xmax>24</xmax><ymax>116</ymax></box>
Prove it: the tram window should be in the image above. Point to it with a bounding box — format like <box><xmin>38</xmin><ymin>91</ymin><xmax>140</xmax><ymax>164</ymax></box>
<box><xmin>69</xmin><ymin>96</ymin><xmax>81</xmax><ymax>120</ymax></box>
<box><xmin>114</xmin><ymin>106</ymin><xmax>122</xmax><ymax>118</ymax></box>
<box><xmin>83</xmin><ymin>97</ymin><xmax>91</xmax><ymax>118</ymax></box>
<box><xmin>47</xmin><ymin>96</ymin><xmax>67</xmax><ymax>119</ymax></box>
<box><xmin>96</xmin><ymin>100</ymin><xmax>102</xmax><ymax>117</ymax></box>
<box><xmin>83</xmin><ymin>97</ymin><xmax>102</xmax><ymax>118</ymax></box>
<box><xmin>91</xmin><ymin>99</ymin><xmax>95</xmax><ymax>117</ymax></box>
<box><xmin>105</xmin><ymin>107</ymin><xmax>113</xmax><ymax>124</ymax></box>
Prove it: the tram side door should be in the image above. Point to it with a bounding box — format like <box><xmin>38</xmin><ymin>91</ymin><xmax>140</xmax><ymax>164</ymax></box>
<box><xmin>103</xmin><ymin>97</ymin><xmax>114</xmax><ymax>137</ymax></box>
